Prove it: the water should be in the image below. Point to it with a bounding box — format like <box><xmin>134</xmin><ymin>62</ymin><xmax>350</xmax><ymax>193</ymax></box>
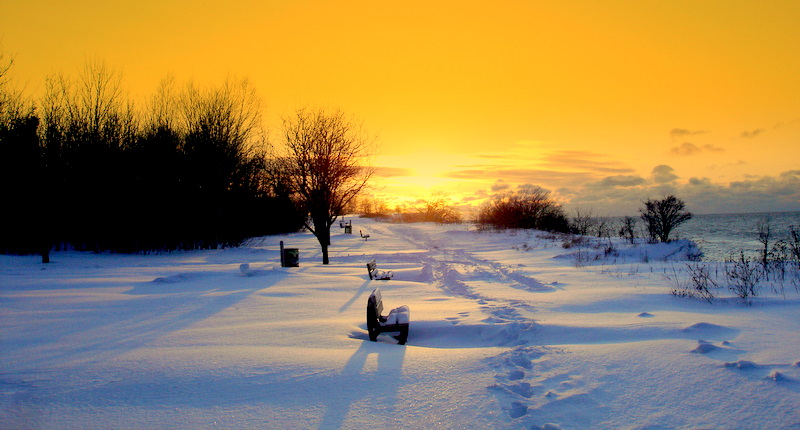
<box><xmin>672</xmin><ymin>211</ymin><xmax>800</xmax><ymax>262</ymax></box>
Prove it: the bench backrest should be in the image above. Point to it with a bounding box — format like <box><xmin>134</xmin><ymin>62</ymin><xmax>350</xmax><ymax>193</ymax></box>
<box><xmin>367</xmin><ymin>287</ymin><xmax>383</xmax><ymax>320</ymax></box>
<box><xmin>366</xmin><ymin>259</ymin><xmax>377</xmax><ymax>279</ymax></box>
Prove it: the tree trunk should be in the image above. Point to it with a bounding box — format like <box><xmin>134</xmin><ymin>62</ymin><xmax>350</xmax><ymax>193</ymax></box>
<box><xmin>40</xmin><ymin>242</ymin><xmax>51</xmax><ymax>264</ymax></box>
<box><xmin>313</xmin><ymin>220</ymin><xmax>332</xmax><ymax>265</ymax></box>
<box><xmin>321</xmin><ymin>242</ymin><xmax>329</xmax><ymax>265</ymax></box>
<box><xmin>321</xmin><ymin>224</ymin><xmax>331</xmax><ymax>264</ymax></box>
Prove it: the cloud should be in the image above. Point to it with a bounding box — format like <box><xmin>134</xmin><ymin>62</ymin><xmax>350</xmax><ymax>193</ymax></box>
<box><xmin>688</xmin><ymin>177</ymin><xmax>713</xmax><ymax>186</ymax></box>
<box><xmin>375</xmin><ymin>166</ymin><xmax>415</xmax><ymax>177</ymax></box>
<box><xmin>542</xmin><ymin>150</ymin><xmax>634</xmax><ymax>174</ymax></box>
<box><xmin>517</xmin><ymin>183</ymin><xmax>554</xmax><ymax>194</ymax></box>
<box><xmin>445</xmin><ymin>167</ymin><xmax>595</xmax><ymax>188</ymax></box>
<box><xmin>739</xmin><ymin>128</ymin><xmax>765</xmax><ymax>139</ymax></box>
<box><xmin>670</xmin><ymin>142</ymin><xmax>702</xmax><ymax>156</ymax></box>
<box><xmin>566</xmin><ymin>169</ymin><xmax>800</xmax><ymax>216</ymax></box>
<box><xmin>590</xmin><ymin>175</ymin><xmax>647</xmax><ymax>189</ymax></box>
<box><xmin>670</xmin><ymin>142</ymin><xmax>725</xmax><ymax>156</ymax></box>
<box><xmin>460</xmin><ymin>164</ymin><xmax>800</xmax><ymax>216</ymax></box>
<box><xmin>652</xmin><ymin>165</ymin><xmax>679</xmax><ymax>183</ymax></box>
<box><xmin>445</xmin><ymin>169</ymin><xmax>491</xmax><ymax>179</ymax></box>
<box><xmin>670</xmin><ymin>128</ymin><xmax>708</xmax><ymax>140</ymax></box>
<box><xmin>490</xmin><ymin>179</ymin><xmax>510</xmax><ymax>192</ymax></box>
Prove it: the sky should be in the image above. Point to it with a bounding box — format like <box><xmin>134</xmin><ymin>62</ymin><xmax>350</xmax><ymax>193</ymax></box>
<box><xmin>2</xmin><ymin>0</ymin><xmax>799</xmax><ymax>216</ymax></box>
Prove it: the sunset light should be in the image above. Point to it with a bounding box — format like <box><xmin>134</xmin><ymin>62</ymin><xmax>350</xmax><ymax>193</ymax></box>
<box><xmin>5</xmin><ymin>3</ymin><xmax>800</xmax><ymax>427</ymax></box>
<box><xmin>2</xmin><ymin>0</ymin><xmax>799</xmax><ymax>215</ymax></box>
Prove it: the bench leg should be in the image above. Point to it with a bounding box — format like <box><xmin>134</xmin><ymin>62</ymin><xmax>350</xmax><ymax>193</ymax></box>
<box><xmin>368</xmin><ymin>326</ymin><xmax>379</xmax><ymax>342</ymax></box>
<box><xmin>397</xmin><ymin>326</ymin><xmax>408</xmax><ymax>345</ymax></box>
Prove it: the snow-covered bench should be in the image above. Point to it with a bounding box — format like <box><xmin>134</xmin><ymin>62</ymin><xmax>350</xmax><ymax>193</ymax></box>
<box><xmin>366</xmin><ymin>258</ymin><xmax>393</xmax><ymax>280</ymax></box>
<box><xmin>367</xmin><ymin>287</ymin><xmax>409</xmax><ymax>345</ymax></box>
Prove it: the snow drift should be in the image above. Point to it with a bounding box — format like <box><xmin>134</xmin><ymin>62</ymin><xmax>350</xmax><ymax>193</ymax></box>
<box><xmin>2</xmin><ymin>219</ymin><xmax>799</xmax><ymax>429</ymax></box>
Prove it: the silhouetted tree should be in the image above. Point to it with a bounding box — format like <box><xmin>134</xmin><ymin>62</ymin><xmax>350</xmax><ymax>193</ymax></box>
<box><xmin>34</xmin><ymin>63</ymin><xmax>303</xmax><ymax>252</ymax></box>
<box><xmin>38</xmin><ymin>59</ymin><xmax>137</xmax><ymax>251</ymax></box>
<box><xmin>280</xmin><ymin>107</ymin><xmax>375</xmax><ymax>264</ymax></box>
<box><xmin>0</xmin><ymin>49</ymin><xmax>49</xmax><ymax>260</ymax></box>
<box><xmin>639</xmin><ymin>195</ymin><xmax>693</xmax><ymax>243</ymax></box>
<box><xmin>569</xmin><ymin>208</ymin><xmax>596</xmax><ymax>235</ymax></box>
<box><xmin>3</xmin><ymin>56</ymin><xmax>305</xmax><ymax>255</ymax></box>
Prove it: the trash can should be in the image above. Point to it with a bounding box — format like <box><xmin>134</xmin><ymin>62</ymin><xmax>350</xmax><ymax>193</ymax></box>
<box><xmin>282</xmin><ymin>248</ymin><xmax>300</xmax><ymax>267</ymax></box>
<box><xmin>344</xmin><ymin>225</ymin><xmax>352</xmax><ymax>234</ymax></box>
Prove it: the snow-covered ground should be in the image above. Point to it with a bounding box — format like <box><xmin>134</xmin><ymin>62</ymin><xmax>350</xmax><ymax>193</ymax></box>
<box><xmin>2</xmin><ymin>218</ymin><xmax>799</xmax><ymax>429</ymax></box>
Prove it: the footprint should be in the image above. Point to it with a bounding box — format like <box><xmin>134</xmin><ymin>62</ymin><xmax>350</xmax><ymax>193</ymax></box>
<box><xmin>508</xmin><ymin>369</ymin><xmax>525</xmax><ymax>380</ymax></box>
<box><xmin>723</xmin><ymin>360</ymin><xmax>759</xmax><ymax>369</ymax></box>
<box><xmin>507</xmin><ymin>382</ymin><xmax>535</xmax><ymax>398</ymax></box>
<box><xmin>507</xmin><ymin>401</ymin><xmax>528</xmax><ymax>419</ymax></box>
<box><xmin>510</xmin><ymin>355</ymin><xmax>533</xmax><ymax>370</ymax></box>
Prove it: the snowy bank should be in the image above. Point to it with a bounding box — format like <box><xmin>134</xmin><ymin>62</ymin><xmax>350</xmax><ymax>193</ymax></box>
<box><xmin>2</xmin><ymin>219</ymin><xmax>799</xmax><ymax>429</ymax></box>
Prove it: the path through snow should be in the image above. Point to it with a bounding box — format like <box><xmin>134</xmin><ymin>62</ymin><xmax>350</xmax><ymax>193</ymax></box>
<box><xmin>2</xmin><ymin>219</ymin><xmax>800</xmax><ymax>429</ymax></box>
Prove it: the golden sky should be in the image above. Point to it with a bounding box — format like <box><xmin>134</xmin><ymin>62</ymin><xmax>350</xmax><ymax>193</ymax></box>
<box><xmin>2</xmin><ymin>0</ymin><xmax>799</xmax><ymax>215</ymax></box>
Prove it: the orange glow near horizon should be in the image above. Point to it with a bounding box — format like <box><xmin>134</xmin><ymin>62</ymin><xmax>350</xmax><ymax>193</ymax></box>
<box><xmin>2</xmin><ymin>0</ymin><xmax>800</xmax><ymax>215</ymax></box>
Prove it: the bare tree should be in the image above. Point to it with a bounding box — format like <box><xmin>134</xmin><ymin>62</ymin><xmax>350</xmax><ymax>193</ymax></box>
<box><xmin>757</xmin><ymin>217</ymin><xmax>772</xmax><ymax>279</ymax></box>
<box><xmin>421</xmin><ymin>191</ymin><xmax>461</xmax><ymax>223</ymax></box>
<box><xmin>618</xmin><ymin>216</ymin><xmax>638</xmax><ymax>244</ymax></box>
<box><xmin>280</xmin><ymin>107</ymin><xmax>375</xmax><ymax>264</ymax></box>
<box><xmin>570</xmin><ymin>208</ymin><xmax>596</xmax><ymax>235</ymax></box>
<box><xmin>639</xmin><ymin>195</ymin><xmax>693</xmax><ymax>243</ymax></box>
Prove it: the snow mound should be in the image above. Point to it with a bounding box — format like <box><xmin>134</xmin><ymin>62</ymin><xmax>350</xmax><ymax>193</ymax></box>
<box><xmin>691</xmin><ymin>341</ymin><xmax>720</xmax><ymax>354</ymax></box>
<box><xmin>681</xmin><ymin>322</ymin><xmax>738</xmax><ymax>339</ymax></box>
<box><xmin>239</xmin><ymin>263</ymin><xmax>254</xmax><ymax>276</ymax></box>
<box><xmin>764</xmin><ymin>371</ymin><xmax>790</xmax><ymax>382</ymax></box>
<box><xmin>554</xmin><ymin>238</ymin><xmax>702</xmax><ymax>265</ymax></box>
<box><xmin>151</xmin><ymin>273</ymin><xmax>199</xmax><ymax>283</ymax></box>
<box><xmin>724</xmin><ymin>360</ymin><xmax>759</xmax><ymax>369</ymax></box>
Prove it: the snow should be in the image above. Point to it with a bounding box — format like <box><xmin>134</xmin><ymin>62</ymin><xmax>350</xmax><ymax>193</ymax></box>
<box><xmin>2</xmin><ymin>218</ymin><xmax>800</xmax><ymax>429</ymax></box>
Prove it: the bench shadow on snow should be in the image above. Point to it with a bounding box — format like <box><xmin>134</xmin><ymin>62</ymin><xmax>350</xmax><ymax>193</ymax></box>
<box><xmin>319</xmin><ymin>340</ymin><xmax>406</xmax><ymax>429</ymax></box>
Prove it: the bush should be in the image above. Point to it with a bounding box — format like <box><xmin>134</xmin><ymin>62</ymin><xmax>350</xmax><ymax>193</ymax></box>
<box><xmin>569</xmin><ymin>209</ymin><xmax>596</xmax><ymax>235</ymax></box>
<box><xmin>618</xmin><ymin>216</ymin><xmax>638</xmax><ymax>244</ymax></box>
<box><xmin>725</xmin><ymin>251</ymin><xmax>761</xmax><ymax>301</ymax></box>
<box><xmin>477</xmin><ymin>185</ymin><xmax>569</xmax><ymax>232</ymax></box>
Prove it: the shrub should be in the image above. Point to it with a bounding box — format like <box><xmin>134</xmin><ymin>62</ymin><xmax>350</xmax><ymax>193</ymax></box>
<box><xmin>725</xmin><ymin>251</ymin><xmax>761</xmax><ymax>301</ymax></box>
<box><xmin>618</xmin><ymin>216</ymin><xmax>638</xmax><ymax>244</ymax></box>
<box><xmin>477</xmin><ymin>185</ymin><xmax>569</xmax><ymax>232</ymax></box>
<box><xmin>569</xmin><ymin>209</ymin><xmax>596</xmax><ymax>235</ymax></box>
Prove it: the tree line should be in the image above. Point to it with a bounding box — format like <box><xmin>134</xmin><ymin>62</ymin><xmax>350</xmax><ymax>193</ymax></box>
<box><xmin>2</xmin><ymin>54</ymin><xmax>691</xmax><ymax>261</ymax></box>
<box><xmin>1</xmin><ymin>59</ymin><xmax>316</xmax><ymax>257</ymax></box>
